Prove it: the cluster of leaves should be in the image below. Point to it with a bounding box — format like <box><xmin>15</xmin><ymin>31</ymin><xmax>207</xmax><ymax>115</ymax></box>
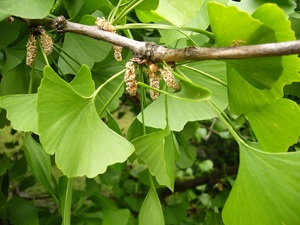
<box><xmin>0</xmin><ymin>0</ymin><xmax>300</xmax><ymax>225</ymax></box>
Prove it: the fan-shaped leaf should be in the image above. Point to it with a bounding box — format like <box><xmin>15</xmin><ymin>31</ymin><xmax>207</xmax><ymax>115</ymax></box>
<box><xmin>23</xmin><ymin>133</ymin><xmax>53</xmax><ymax>195</ymax></box>
<box><xmin>0</xmin><ymin>0</ymin><xmax>55</xmax><ymax>20</ymax></box>
<box><xmin>208</xmin><ymin>2</ymin><xmax>281</xmax><ymax>90</ymax></box>
<box><xmin>139</xmin><ymin>187</ymin><xmax>165</xmax><ymax>225</ymax></box>
<box><xmin>0</xmin><ymin>94</ymin><xmax>38</xmax><ymax>134</ymax></box>
<box><xmin>247</xmin><ymin>99</ymin><xmax>300</xmax><ymax>152</ymax></box>
<box><xmin>37</xmin><ymin>66</ymin><xmax>134</xmax><ymax>177</ymax></box>
<box><xmin>132</xmin><ymin>129</ymin><xmax>176</xmax><ymax>191</ymax></box>
<box><xmin>223</xmin><ymin>142</ymin><xmax>300</xmax><ymax>225</ymax></box>
<box><xmin>139</xmin><ymin>61</ymin><xmax>227</xmax><ymax>131</ymax></box>
<box><xmin>58</xmin><ymin>33</ymin><xmax>111</xmax><ymax>75</ymax></box>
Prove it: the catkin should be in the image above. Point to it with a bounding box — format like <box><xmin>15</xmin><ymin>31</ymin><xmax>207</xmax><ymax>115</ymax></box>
<box><xmin>40</xmin><ymin>30</ymin><xmax>53</xmax><ymax>56</ymax></box>
<box><xmin>26</xmin><ymin>35</ymin><xmax>37</xmax><ymax>66</ymax></box>
<box><xmin>148</xmin><ymin>63</ymin><xmax>160</xmax><ymax>100</ymax></box>
<box><xmin>159</xmin><ymin>66</ymin><xmax>180</xmax><ymax>91</ymax></box>
<box><xmin>124</xmin><ymin>61</ymin><xmax>137</xmax><ymax>96</ymax></box>
<box><xmin>113</xmin><ymin>45</ymin><xmax>123</xmax><ymax>62</ymax></box>
<box><xmin>96</xmin><ymin>17</ymin><xmax>122</xmax><ymax>61</ymax></box>
<box><xmin>95</xmin><ymin>17</ymin><xmax>116</xmax><ymax>32</ymax></box>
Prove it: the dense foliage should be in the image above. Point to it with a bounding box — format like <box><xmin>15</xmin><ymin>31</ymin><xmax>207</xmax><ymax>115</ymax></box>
<box><xmin>0</xmin><ymin>0</ymin><xmax>300</xmax><ymax>224</ymax></box>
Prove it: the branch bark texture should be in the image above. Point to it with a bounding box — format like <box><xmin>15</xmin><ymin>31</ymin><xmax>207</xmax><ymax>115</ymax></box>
<box><xmin>159</xmin><ymin>165</ymin><xmax>239</xmax><ymax>199</ymax></box>
<box><xmin>28</xmin><ymin>16</ymin><xmax>300</xmax><ymax>63</ymax></box>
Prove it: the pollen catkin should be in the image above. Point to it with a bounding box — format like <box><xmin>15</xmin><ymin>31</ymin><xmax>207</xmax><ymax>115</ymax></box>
<box><xmin>95</xmin><ymin>17</ymin><xmax>116</xmax><ymax>32</ymax></box>
<box><xmin>40</xmin><ymin>30</ymin><xmax>53</xmax><ymax>56</ymax></box>
<box><xmin>26</xmin><ymin>35</ymin><xmax>37</xmax><ymax>66</ymax></box>
<box><xmin>159</xmin><ymin>66</ymin><xmax>180</xmax><ymax>91</ymax></box>
<box><xmin>95</xmin><ymin>17</ymin><xmax>122</xmax><ymax>61</ymax></box>
<box><xmin>148</xmin><ymin>63</ymin><xmax>160</xmax><ymax>100</ymax></box>
<box><xmin>124</xmin><ymin>61</ymin><xmax>137</xmax><ymax>96</ymax></box>
<box><xmin>113</xmin><ymin>45</ymin><xmax>123</xmax><ymax>61</ymax></box>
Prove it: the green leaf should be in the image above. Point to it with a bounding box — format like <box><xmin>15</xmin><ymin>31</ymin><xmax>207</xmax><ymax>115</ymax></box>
<box><xmin>229</xmin><ymin>0</ymin><xmax>296</xmax><ymax>15</ymax></box>
<box><xmin>135</xmin><ymin>0</ymin><xmax>160</xmax><ymax>23</ymax></box>
<box><xmin>58</xmin><ymin>33</ymin><xmax>111</xmax><ymax>75</ymax></box>
<box><xmin>158</xmin><ymin>0</ymin><xmax>223</xmax><ymax>47</ymax></box>
<box><xmin>139</xmin><ymin>61</ymin><xmax>227</xmax><ymax>131</ymax></box>
<box><xmin>208</xmin><ymin>2</ymin><xmax>281</xmax><ymax>90</ymax></box>
<box><xmin>88</xmin><ymin>194</ymin><xmax>118</xmax><ymax>210</ymax></box>
<box><xmin>37</xmin><ymin>66</ymin><xmax>134</xmax><ymax>177</ymax></box>
<box><xmin>0</xmin><ymin>94</ymin><xmax>38</xmax><ymax>134</ymax></box>
<box><xmin>247</xmin><ymin>99</ymin><xmax>300</xmax><ymax>152</ymax></box>
<box><xmin>139</xmin><ymin>187</ymin><xmax>165</xmax><ymax>225</ymax></box>
<box><xmin>0</xmin><ymin>20</ymin><xmax>21</xmax><ymax>48</ymax></box>
<box><xmin>8</xmin><ymin>197</ymin><xmax>39</xmax><ymax>225</ymax></box>
<box><xmin>152</xmin><ymin>0</ymin><xmax>205</xmax><ymax>27</ymax></box>
<box><xmin>64</xmin><ymin>0</ymin><xmax>103</xmax><ymax>21</ymax></box>
<box><xmin>226</xmin><ymin>3</ymin><xmax>300</xmax><ymax>114</ymax></box>
<box><xmin>223</xmin><ymin>142</ymin><xmax>300</xmax><ymax>225</ymax></box>
<box><xmin>70</xmin><ymin>64</ymin><xmax>95</xmax><ymax>96</ymax></box>
<box><xmin>164</xmin><ymin>201</ymin><xmax>189</xmax><ymax>225</ymax></box>
<box><xmin>141</xmin><ymin>73</ymin><xmax>211</xmax><ymax>102</ymax></box>
<box><xmin>135</xmin><ymin>0</ymin><xmax>207</xmax><ymax>27</ymax></box>
<box><xmin>102</xmin><ymin>209</ymin><xmax>131</xmax><ymax>225</ymax></box>
<box><xmin>132</xmin><ymin>129</ymin><xmax>176</xmax><ymax>191</ymax></box>
<box><xmin>0</xmin><ymin>64</ymin><xmax>30</xmax><ymax>95</ymax></box>
<box><xmin>22</xmin><ymin>133</ymin><xmax>53</xmax><ymax>194</ymax></box>
<box><xmin>0</xmin><ymin>0</ymin><xmax>55</xmax><ymax>20</ymax></box>
<box><xmin>2</xmin><ymin>48</ymin><xmax>25</xmax><ymax>74</ymax></box>
<box><xmin>92</xmin><ymin>52</ymin><xmax>128</xmax><ymax>115</ymax></box>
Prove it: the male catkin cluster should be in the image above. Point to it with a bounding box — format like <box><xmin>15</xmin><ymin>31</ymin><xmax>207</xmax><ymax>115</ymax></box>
<box><xmin>40</xmin><ymin>30</ymin><xmax>53</xmax><ymax>56</ymax></box>
<box><xmin>26</xmin><ymin>29</ymin><xmax>53</xmax><ymax>66</ymax></box>
<box><xmin>26</xmin><ymin>35</ymin><xmax>37</xmax><ymax>66</ymax></box>
<box><xmin>95</xmin><ymin>17</ymin><xmax>122</xmax><ymax>61</ymax></box>
<box><xmin>124</xmin><ymin>61</ymin><xmax>137</xmax><ymax>96</ymax></box>
<box><xmin>148</xmin><ymin>63</ymin><xmax>160</xmax><ymax>100</ymax></box>
<box><xmin>160</xmin><ymin>66</ymin><xmax>180</xmax><ymax>91</ymax></box>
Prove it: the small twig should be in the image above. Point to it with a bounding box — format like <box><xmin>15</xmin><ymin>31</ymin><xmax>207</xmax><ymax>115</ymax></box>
<box><xmin>205</xmin><ymin>118</ymin><xmax>217</xmax><ymax>141</ymax></box>
<box><xmin>159</xmin><ymin>165</ymin><xmax>238</xmax><ymax>199</ymax></box>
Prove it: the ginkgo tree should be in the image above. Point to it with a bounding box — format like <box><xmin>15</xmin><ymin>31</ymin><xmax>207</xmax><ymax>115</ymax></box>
<box><xmin>0</xmin><ymin>0</ymin><xmax>300</xmax><ymax>225</ymax></box>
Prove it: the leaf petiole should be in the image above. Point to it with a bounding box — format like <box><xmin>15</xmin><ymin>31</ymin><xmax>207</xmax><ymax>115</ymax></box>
<box><xmin>92</xmin><ymin>68</ymin><xmax>126</xmax><ymax>99</ymax></box>
<box><xmin>180</xmin><ymin>65</ymin><xmax>227</xmax><ymax>87</ymax></box>
<box><xmin>112</xmin><ymin>0</ymin><xmax>145</xmax><ymax>25</ymax></box>
<box><xmin>116</xmin><ymin>23</ymin><xmax>215</xmax><ymax>39</ymax></box>
<box><xmin>98</xmin><ymin>80</ymin><xmax>125</xmax><ymax>117</ymax></box>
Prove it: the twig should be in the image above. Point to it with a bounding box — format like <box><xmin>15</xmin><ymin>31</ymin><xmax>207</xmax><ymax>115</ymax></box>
<box><xmin>25</xmin><ymin>16</ymin><xmax>300</xmax><ymax>63</ymax></box>
<box><xmin>159</xmin><ymin>165</ymin><xmax>238</xmax><ymax>199</ymax></box>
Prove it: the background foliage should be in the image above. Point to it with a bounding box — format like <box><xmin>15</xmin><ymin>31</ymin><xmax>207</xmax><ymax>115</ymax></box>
<box><xmin>0</xmin><ymin>0</ymin><xmax>300</xmax><ymax>224</ymax></box>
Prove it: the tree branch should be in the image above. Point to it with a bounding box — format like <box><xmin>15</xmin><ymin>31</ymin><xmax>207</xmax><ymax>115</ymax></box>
<box><xmin>159</xmin><ymin>165</ymin><xmax>238</xmax><ymax>199</ymax></box>
<box><xmin>27</xmin><ymin>16</ymin><xmax>300</xmax><ymax>63</ymax></box>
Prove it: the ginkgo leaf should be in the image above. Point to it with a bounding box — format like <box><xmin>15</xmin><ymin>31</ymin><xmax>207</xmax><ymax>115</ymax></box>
<box><xmin>69</xmin><ymin>65</ymin><xmax>95</xmax><ymax>96</ymax></box>
<box><xmin>102</xmin><ymin>209</ymin><xmax>131</xmax><ymax>225</ymax></box>
<box><xmin>223</xmin><ymin>142</ymin><xmax>300</xmax><ymax>225</ymax></box>
<box><xmin>0</xmin><ymin>94</ymin><xmax>39</xmax><ymax>134</ymax></box>
<box><xmin>135</xmin><ymin>0</ymin><xmax>204</xmax><ymax>27</ymax></box>
<box><xmin>139</xmin><ymin>187</ymin><xmax>165</xmax><ymax>225</ymax></box>
<box><xmin>0</xmin><ymin>0</ymin><xmax>55</xmax><ymax>20</ymax></box>
<box><xmin>139</xmin><ymin>97</ymin><xmax>217</xmax><ymax>131</ymax></box>
<box><xmin>208</xmin><ymin>2</ymin><xmax>281</xmax><ymax>90</ymax></box>
<box><xmin>37</xmin><ymin>66</ymin><xmax>134</xmax><ymax>178</ymax></box>
<box><xmin>140</xmin><ymin>74</ymin><xmax>211</xmax><ymax>102</ymax></box>
<box><xmin>58</xmin><ymin>33</ymin><xmax>111</xmax><ymax>75</ymax></box>
<box><xmin>132</xmin><ymin>129</ymin><xmax>176</xmax><ymax>191</ymax></box>
<box><xmin>23</xmin><ymin>133</ymin><xmax>53</xmax><ymax>194</ymax></box>
<box><xmin>138</xmin><ymin>61</ymin><xmax>227</xmax><ymax>131</ymax></box>
<box><xmin>225</xmin><ymin>3</ymin><xmax>300</xmax><ymax>115</ymax></box>
<box><xmin>247</xmin><ymin>99</ymin><xmax>300</xmax><ymax>152</ymax></box>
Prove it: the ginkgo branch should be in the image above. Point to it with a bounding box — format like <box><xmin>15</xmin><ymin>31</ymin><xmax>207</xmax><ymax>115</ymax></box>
<box><xmin>26</xmin><ymin>16</ymin><xmax>300</xmax><ymax>63</ymax></box>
